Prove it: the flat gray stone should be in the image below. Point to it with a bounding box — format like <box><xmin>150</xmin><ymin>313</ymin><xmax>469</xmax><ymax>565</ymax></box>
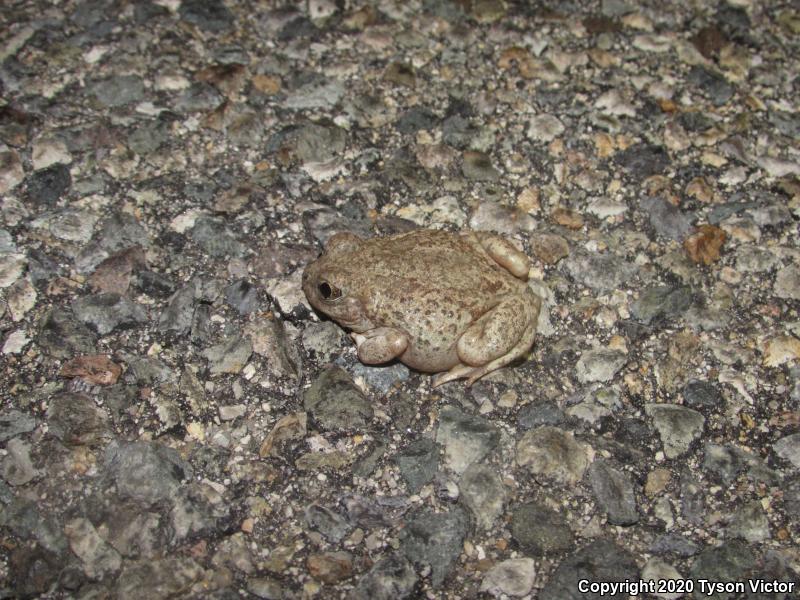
<box><xmin>645</xmin><ymin>404</ymin><xmax>705</xmax><ymax>459</ymax></box>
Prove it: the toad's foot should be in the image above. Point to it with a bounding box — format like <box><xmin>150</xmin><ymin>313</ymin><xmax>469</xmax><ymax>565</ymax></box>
<box><xmin>351</xmin><ymin>328</ymin><xmax>409</xmax><ymax>365</ymax></box>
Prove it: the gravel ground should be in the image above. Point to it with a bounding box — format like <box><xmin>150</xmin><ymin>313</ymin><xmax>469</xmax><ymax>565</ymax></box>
<box><xmin>1</xmin><ymin>0</ymin><xmax>799</xmax><ymax>598</ymax></box>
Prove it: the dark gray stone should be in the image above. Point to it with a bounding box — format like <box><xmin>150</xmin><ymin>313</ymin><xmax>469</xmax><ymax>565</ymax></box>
<box><xmin>174</xmin><ymin>82</ymin><xmax>225</xmax><ymax>113</ymax></box>
<box><xmin>462</xmin><ymin>151</ymin><xmax>500</xmax><ymax>181</ymax></box>
<box><xmin>25</xmin><ymin>163</ymin><xmax>71</xmax><ymax>206</ymax></box>
<box><xmin>562</xmin><ymin>250</ymin><xmax>637</xmax><ymax>293</ymax></box>
<box><xmin>459</xmin><ymin>463</ymin><xmax>505</xmax><ymax>530</ymax></box>
<box><xmin>646</xmin><ymin>403</ymin><xmax>705</xmax><ymax>459</ymax></box>
<box><xmin>680</xmin><ymin>471</ymin><xmax>706</xmax><ymax>524</ymax></box>
<box><xmin>114</xmin><ymin>557</ymin><xmax>204</xmax><ymax>600</ymax></box>
<box><xmin>90</xmin><ymin>75</ymin><xmax>145</xmax><ymax>107</ymax></box>
<box><xmin>37</xmin><ymin>309</ymin><xmax>98</xmax><ymax>358</ymax></box>
<box><xmin>682</xmin><ymin>380</ymin><xmax>723</xmax><ymax>410</ymax></box>
<box><xmin>190</xmin><ymin>216</ymin><xmax>246</xmax><ymax>258</ymax></box>
<box><xmin>305</xmin><ymin>504</ymin><xmax>350</xmax><ymax>543</ymax></box>
<box><xmin>687</xmin><ymin>66</ymin><xmax>734</xmax><ymax>106</ymax></box>
<box><xmin>631</xmin><ymin>285</ymin><xmax>693</xmax><ymax>325</ymax></box>
<box><xmin>396</xmin><ymin>107</ymin><xmax>438</xmax><ymax>134</ymax></box>
<box><xmin>98</xmin><ymin>213</ymin><xmax>150</xmax><ymax>252</ymax></box>
<box><xmin>785</xmin><ymin>477</ymin><xmax>800</xmax><ymax>520</ymax></box>
<box><xmin>0</xmin><ymin>409</ymin><xmax>36</xmax><ymax>443</ymax></box>
<box><xmin>349</xmin><ymin>554</ymin><xmax>418</xmax><ymax>600</ymax></box>
<box><xmin>158</xmin><ymin>279</ymin><xmax>198</xmax><ymax>337</ymax></box>
<box><xmin>47</xmin><ymin>392</ymin><xmax>111</xmax><ymax>447</ymax></box>
<box><xmin>442</xmin><ymin>115</ymin><xmax>477</xmax><ymax>148</ymax></box>
<box><xmin>395</xmin><ymin>438</ymin><xmax>439</xmax><ymax>493</ymax></box>
<box><xmin>702</xmin><ymin>443</ymin><xmax>740</xmax><ymax>485</ymax></box>
<box><xmin>202</xmin><ymin>334</ymin><xmax>253</xmax><ymax>375</ymax></box>
<box><xmin>769</xmin><ymin>111</ymin><xmax>800</xmax><ymax>139</ymax></box>
<box><xmin>179</xmin><ymin>0</ymin><xmax>234</xmax><ymax>32</ymax></box>
<box><xmin>437</xmin><ymin>406</ymin><xmax>500</xmax><ymax>474</ymax></box>
<box><xmin>649</xmin><ymin>533</ymin><xmax>699</xmax><ymax>558</ymax></box>
<box><xmin>641</xmin><ymin>196</ymin><xmax>694</xmax><ymax>241</ymax></box>
<box><xmin>688</xmin><ymin>541</ymin><xmax>755</xmax><ymax>600</ymax></box>
<box><xmin>587</xmin><ymin>460</ymin><xmax>639</xmax><ymax>526</ymax></box>
<box><xmin>540</xmin><ymin>538</ymin><xmax>638</xmax><ymax>600</ymax></box>
<box><xmin>517</xmin><ymin>401</ymin><xmax>565</xmax><ymax>429</ymax></box>
<box><xmin>127</xmin><ymin>119</ymin><xmax>170</xmax><ymax>155</ymax></box>
<box><xmin>400</xmin><ymin>506</ymin><xmax>468</xmax><ymax>588</ymax></box>
<box><xmin>135</xmin><ymin>270</ymin><xmax>175</xmax><ymax>298</ymax></box>
<box><xmin>72</xmin><ymin>293</ymin><xmax>148</xmax><ymax>335</ymax></box>
<box><xmin>224</xmin><ymin>279</ymin><xmax>259</xmax><ymax>315</ymax></box>
<box><xmin>511</xmin><ymin>501</ymin><xmax>575</xmax><ymax>556</ymax></box>
<box><xmin>615</xmin><ymin>144</ymin><xmax>669</xmax><ymax>178</ymax></box>
<box><xmin>102</xmin><ymin>440</ymin><xmax>192</xmax><ymax>505</ymax></box>
<box><xmin>304</xmin><ymin>367</ymin><xmax>373</xmax><ymax>431</ymax></box>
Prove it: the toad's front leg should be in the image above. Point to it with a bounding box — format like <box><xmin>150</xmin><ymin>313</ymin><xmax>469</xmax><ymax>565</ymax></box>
<box><xmin>351</xmin><ymin>328</ymin><xmax>409</xmax><ymax>365</ymax></box>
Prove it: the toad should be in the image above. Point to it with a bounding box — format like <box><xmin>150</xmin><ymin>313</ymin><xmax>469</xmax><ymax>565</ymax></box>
<box><xmin>302</xmin><ymin>229</ymin><xmax>541</xmax><ymax>386</ymax></box>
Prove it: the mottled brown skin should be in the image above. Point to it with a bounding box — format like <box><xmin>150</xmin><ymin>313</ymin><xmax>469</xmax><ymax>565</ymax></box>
<box><xmin>302</xmin><ymin>229</ymin><xmax>541</xmax><ymax>386</ymax></box>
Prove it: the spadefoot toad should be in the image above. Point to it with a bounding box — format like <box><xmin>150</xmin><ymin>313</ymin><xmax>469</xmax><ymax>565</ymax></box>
<box><xmin>302</xmin><ymin>229</ymin><xmax>541</xmax><ymax>386</ymax></box>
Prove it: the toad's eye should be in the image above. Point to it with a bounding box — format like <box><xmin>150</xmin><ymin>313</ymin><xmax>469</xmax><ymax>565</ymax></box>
<box><xmin>319</xmin><ymin>282</ymin><xmax>342</xmax><ymax>300</ymax></box>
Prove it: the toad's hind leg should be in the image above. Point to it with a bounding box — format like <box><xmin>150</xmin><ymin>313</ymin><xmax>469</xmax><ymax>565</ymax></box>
<box><xmin>431</xmin><ymin>318</ymin><xmax>537</xmax><ymax>387</ymax></box>
<box><xmin>431</xmin><ymin>293</ymin><xmax>540</xmax><ymax>387</ymax></box>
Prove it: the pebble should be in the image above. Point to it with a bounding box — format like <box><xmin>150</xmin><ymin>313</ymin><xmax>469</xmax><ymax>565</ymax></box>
<box><xmin>682</xmin><ymin>380</ymin><xmax>724</xmax><ymax>410</ymax></box>
<box><xmin>72</xmin><ymin>293</ymin><xmax>148</xmax><ymax>335</ymax></box>
<box><xmin>480</xmin><ymin>558</ymin><xmax>536</xmax><ymax>598</ymax></box>
<box><xmin>616</xmin><ymin>144</ymin><xmax>670</xmax><ymax>179</ymax></box>
<box><xmin>774</xmin><ymin>434</ymin><xmax>800</xmax><ymax>469</ymax></box>
<box><xmin>89</xmin><ymin>75</ymin><xmax>145</xmax><ymax>108</ymax></box>
<box><xmin>115</xmin><ymin>558</ymin><xmax>203</xmax><ymax>600</ymax></box>
<box><xmin>575</xmin><ymin>348</ymin><xmax>627</xmax><ymax>383</ymax></box>
<box><xmin>37</xmin><ymin>309</ymin><xmax>97</xmax><ymax>358</ymax></box>
<box><xmin>630</xmin><ymin>285</ymin><xmax>693</xmax><ymax>325</ymax></box>
<box><xmin>60</xmin><ymin>354</ymin><xmax>122</xmax><ymax>386</ymax></box>
<box><xmin>688</xmin><ymin>541</ymin><xmax>755</xmax><ymax>600</ymax></box>
<box><xmin>102</xmin><ymin>440</ymin><xmax>191</xmax><ymax>504</ymax></box>
<box><xmin>562</xmin><ymin>250</ymin><xmax>636</xmax><ymax>293</ymax></box>
<box><xmin>510</xmin><ymin>500</ymin><xmax>575</xmax><ymax>555</ymax></box>
<box><xmin>461</xmin><ymin>150</ymin><xmax>500</xmax><ymax>181</ymax></box>
<box><xmin>641</xmin><ymin>196</ymin><xmax>694</xmax><ymax>241</ymax></box>
<box><xmin>2</xmin><ymin>329</ymin><xmax>29</xmax><ymax>355</ymax></box>
<box><xmin>394</xmin><ymin>437</ymin><xmax>439</xmax><ymax>493</ymax></box>
<box><xmin>202</xmin><ymin>335</ymin><xmax>253</xmax><ymax>375</ymax></box>
<box><xmin>179</xmin><ymin>0</ymin><xmax>234</xmax><ymax>32</ymax></box>
<box><xmin>0</xmin><ymin>409</ymin><xmax>36</xmax><ymax>442</ymax></box>
<box><xmin>190</xmin><ymin>216</ymin><xmax>247</xmax><ymax>258</ymax></box>
<box><xmin>588</xmin><ymin>459</ymin><xmax>639</xmax><ymax>525</ymax></box>
<box><xmin>400</xmin><ymin>506</ymin><xmax>468</xmax><ymax>588</ymax></box>
<box><xmin>727</xmin><ymin>500</ymin><xmax>770</xmax><ymax>543</ymax></box>
<box><xmin>307</xmin><ymin>551</ymin><xmax>353</xmax><ymax>584</ymax></box>
<box><xmin>25</xmin><ymin>164</ymin><xmax>71</xmax><ymax>206</ymax></box>
<box><xmin>774</xmin><ymin>264</ymin><xmax>800</xmax><ymax>300</ymax></box>
<box><xmin>64</xmin><ymin>517</ymin><xmax>121</xmax><ymax>578</ymax></box>
<box><xmin>47</xmin><ymin>392</ymin><xmax>111</xmax><ymax>447</ymax></box>
<box><xmin>1</xmin><ymin>438</ymin><xmax>39</xmax><ymax>486</ymax></box>
<box><xmin>303</xmin><ymin>367</ymin><xmax>373</xmax><ymax>431</ymax></box>
<box><xmin>540</xmin><ymin>538</ymin><xmax>637</xmax><ymax>600</ymax></box>
<box><xmin>527</xmin><ymin>114</ymin><xmax>565</xmax><ymax>142</ymax></box>
<box><xmin>517</xmin><ymin>400</ymin><xmax>565</xmax><ymax>429</ymax></box>
<box><xmin>0</xmin><ymin>150</ymin><xmax>24</xmax><ymax>193</ymax></box>
<box><xmin>645</xmin><ymin>404</ymin><xmax>705</xmax><ymax>459</ymax></box>
<box><xmin>458</xmin><ymin>463</ymin><xmax>506</xmax><ymax>530</ymax></box>
<box><xmin>436</xmin><ymin>406</ymin><xmax>500</xmax><ymax>474</ymax></box>
<box><xmin>516</xmin><ymin>426</ymin><xmax>593</xmax><ymax>485</ymax></box>
<box><xmin>349</xmin><ymin>554</ymin><xmax>417</xmax><ymax>600</ymax></box>
<box><xmin>641</xmin><ymin>558</ymin><xmax>684</xmax><ymax>600</ymax></box>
